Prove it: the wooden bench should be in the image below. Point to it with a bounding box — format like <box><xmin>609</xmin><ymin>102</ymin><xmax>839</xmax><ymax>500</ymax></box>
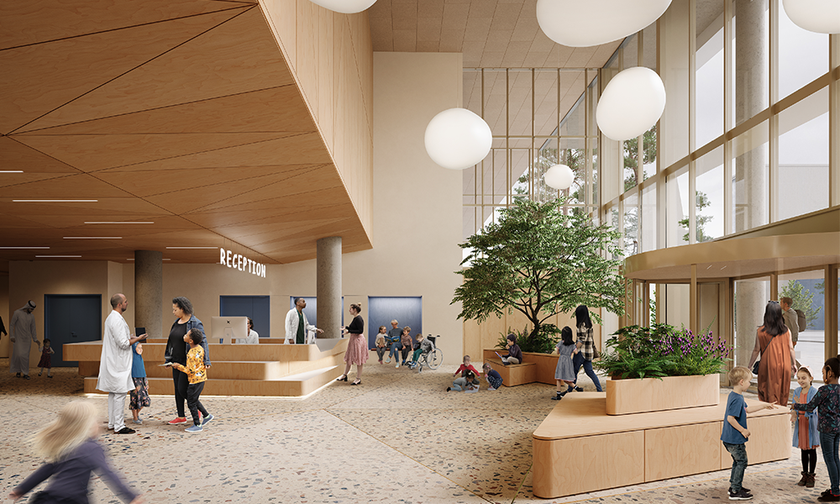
<box><xmin>483</xmin><ymin>358</ymin><xmax>537</xmax><ymax>387</ymax></box>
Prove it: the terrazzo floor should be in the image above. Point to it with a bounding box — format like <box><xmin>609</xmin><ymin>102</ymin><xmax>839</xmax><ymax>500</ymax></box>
<box><xmin>0</xmin><ymin>358</ymin><xmax>824</xmax><ymax>503</ymax></box>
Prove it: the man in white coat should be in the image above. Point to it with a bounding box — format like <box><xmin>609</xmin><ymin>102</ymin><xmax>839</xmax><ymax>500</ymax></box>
<box><xmin>96</xmin><ymin>293</ymin><xmax>146</xmax><ymax>434</ymax></box>
<box><xmin>285</xmin><ymin>298</ymin><xmax>323</xmax><ymax>344</ymax></box>
<box><xmin>9</xmin><ymin>300</ymin><xmax>39</xmax><ymax>379</ymax></box>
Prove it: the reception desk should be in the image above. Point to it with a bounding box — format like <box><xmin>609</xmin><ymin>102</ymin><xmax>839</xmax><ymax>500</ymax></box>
<box><xmin>63</xmin><ymin>338</ymin><xmax>348</xmax><ymax>397</ymax></box>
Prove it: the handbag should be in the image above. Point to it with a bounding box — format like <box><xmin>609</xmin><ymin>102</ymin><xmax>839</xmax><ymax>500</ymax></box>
<box><xmin>752</xmin><ymin>359</ymin><xmax>760</xmax><ymax>375</ymax></box>
<box><xmin>592</xmin><ymin>346</ymin><xmax>600</xmax><ymax>359</ymax></box>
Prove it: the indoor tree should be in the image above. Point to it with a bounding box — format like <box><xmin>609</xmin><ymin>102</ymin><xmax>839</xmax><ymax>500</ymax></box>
<box><xmin>453</xmin><ymin>197</ymin><xmax>626</xmax><ymax>353</ymax></box>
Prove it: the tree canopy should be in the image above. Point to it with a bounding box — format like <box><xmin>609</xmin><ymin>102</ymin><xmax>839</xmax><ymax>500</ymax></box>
<box><xmin>453</xmin><ymin>198</ymin><xmax>626</xmax><ymax>341</ymax></box>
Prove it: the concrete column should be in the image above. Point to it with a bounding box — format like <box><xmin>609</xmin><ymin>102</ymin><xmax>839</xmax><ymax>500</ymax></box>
<box><xmin>734</xmin><ymin>0</ymin><xmax>769</xmax><ymax>367</ymax></box>
<box><xmin>135</xmin><ymin>250</ymin><xmax>162</xmax><ymax>339</ymax></box>
<box><xmin>317</xmin><ymin>237</ymin><xmax>342</xmax><ymax>339</ymax></box>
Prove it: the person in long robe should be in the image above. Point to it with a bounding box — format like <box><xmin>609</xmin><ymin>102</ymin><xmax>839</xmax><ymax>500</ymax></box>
<box><xmin>96</xmin><ymin>294</ymin><xmax>146</xmax><ymax>434</ymax></box>
<box><xmin>10</xmin><ymin>300</ymin><xmax>39</xmax><ymax>379</ymax></box>
<box><xmin>748</xmin><ymin>301</ymin><xmax>797</xmax><ymax>405</ymax></box>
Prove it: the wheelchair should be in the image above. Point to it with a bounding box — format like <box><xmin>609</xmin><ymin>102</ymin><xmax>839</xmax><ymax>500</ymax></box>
<box><xmin>411</xmin><ymin>335</ymin><xmax>444</xmax><ymax>371</ymax></box>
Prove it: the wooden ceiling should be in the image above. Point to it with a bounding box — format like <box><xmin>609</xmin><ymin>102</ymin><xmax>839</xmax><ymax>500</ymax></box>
<box><xmin>368</xmin><ymin>0</ymin><xmax>621</xmax><ymax>69</ymax></box>
<box><xmin>0</xmin><ymin>0</ymin><xmax>372</xmax><ymax>270</ymax></box>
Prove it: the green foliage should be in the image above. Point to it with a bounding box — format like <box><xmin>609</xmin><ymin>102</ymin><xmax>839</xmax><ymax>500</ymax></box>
<box><xmin>454</xmin><ymin>198</ymin><xmax>626</xmax><ymax>352</ymax></box>
<box><xmin>594</xmin><ymin>324</ymin><xmax>730</xmax><ymax>379</ymax></box>
<box><xmin>623</xmin><ymin>126</ymin><xmax>657</xmax><ymax>190</ymax></box>
<box><xmin>678</xmin><ymin>191</ymin><xmax>714</xmax><ymax>243</ymax></box>
<box><xmin>781</xmin><ymin>280</ymin><xmax>822</xmax><ymax>325</ymax></box>
<box><xmin>495</xmin><ymin>325</ymin><xmax>562</xmax><ymax>354</ymax></box>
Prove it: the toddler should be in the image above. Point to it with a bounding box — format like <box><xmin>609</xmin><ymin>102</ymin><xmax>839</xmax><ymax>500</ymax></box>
<box><xmin>721</xmin><ymin>366</ymin><xmax>775</xmax><ymax>501</ymax></box>
<box><xmin>375</xmin><ymin>326</ymin><xmax>388</xmax><ymax>364</ymax></box>
<box><xmin>38</xmin><ymin>338</ymin><xmax>55</xmax><ymax>377</ymax></box>
<box><xmin>9</xmin><ymin>401</ymin><xmax>141</xmax><ymax>503</ymax></box>
<box><xmin>447</xmin><ymin>355</ymin><xmax>481</xmax><ymax>392</ymax></box>
<box><xmin>129</xmin><ymin>341</ymin><xmax>150</xmax><ymax>425</ymax></box>
<box><xmin>171</xmin><ymin>328</ymin><xmax>214</xmax><ymax>433</ymax></box>
<box><xmin>792</xmin><ymin>366</ymin><xmax>819</xmax><ymax>488</ymax></box>
<box><xmin>483</xmin><ymin>362</ymin><xmax>503</xmax><ymax>390</ymax></box>
<box><xmin>552</xmin><ymin>326</ymin><xmax>579</xmax><ymax>400</ymax></box>
<box><xmin>793</xmin><ymin>357</ymin><xmax>840</xmax><ymax>502</ymax></box>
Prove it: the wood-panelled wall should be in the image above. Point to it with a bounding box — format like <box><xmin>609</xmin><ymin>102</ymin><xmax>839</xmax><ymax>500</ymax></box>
<box><xmin>260</xmin><ymin>0</ymin><xmax>374</xmax><ymax>238</ymax></box>
<box><xmin>463</xmin><ymin>307</ymin><xmax>602</xmax><ymax>361</ymax></box>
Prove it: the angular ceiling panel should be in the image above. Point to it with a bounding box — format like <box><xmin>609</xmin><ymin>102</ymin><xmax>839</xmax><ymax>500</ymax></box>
<box><xmin>0</xmin><ymin>0</ymin><xmax>249</xmax><ymax>50</ymax></box>
<box><xmin>15</xmin><ymin>132</ymin><xmax>290</xmax><ymax>172</ymax></box>
<box><xmin>23</xmin><ymin>8</ymin><xmax>295</xmax><ymax>131</ymax></box>
<box><xmin>22</xmin><ymin>86</ymin><xmax>313</xmax><ymax>135</ymax></box>
<box><xmin>1</xmin><ymin>174</ymin><xmax>133</xmax><ymax>199</ymax></box>
<box><xmin>0</xmin><ymin>8</ymin><xmax>246</xmax><ymax>134</ymax></box>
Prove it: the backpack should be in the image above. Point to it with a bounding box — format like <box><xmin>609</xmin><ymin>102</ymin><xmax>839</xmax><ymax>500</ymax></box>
<box><xmin>795</xmin><ymin>309</ymin><xmax>806</xmax><ymax>331</ymax></box>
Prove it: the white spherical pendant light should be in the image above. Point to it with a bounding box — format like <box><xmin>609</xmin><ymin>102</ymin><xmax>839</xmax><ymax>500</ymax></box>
<box><xmin>536</xmin><ymin>0</ymin><xmax>672</xmax><ymax>47</ymax></box>
<box><xmin>544</xmin><ymin>164</ymin><xmax>575</xmax><ymax>190</ymax></box>
<box><xmin>424</xmin><ymin>108</ymin><xmax>492</xmax><ymax>170</ymax></box>
<box><xmin>596</xmin><ymin>67</ymin><xmax>666</xmax><ymax>142</ymax></box>
<box><xmin>308</xmin><ymin>0</ymin><xmax>377</xmax><ymax>14</ymax></box>
<box><xmin>782</xmin><ymin>0</ymin><xmax>840</xmax><ymax>34</ymax></box>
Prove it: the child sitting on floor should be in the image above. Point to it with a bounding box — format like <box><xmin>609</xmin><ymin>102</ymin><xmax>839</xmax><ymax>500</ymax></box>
<box><xmin>483</xmin><ymin>362</ymin><xmax>503</xmax><ymax>391</ymax></box>
<box><xmin>447</xmin><ymin>355</ymin><xmax>481</xmax><ymax>392</ymax></box>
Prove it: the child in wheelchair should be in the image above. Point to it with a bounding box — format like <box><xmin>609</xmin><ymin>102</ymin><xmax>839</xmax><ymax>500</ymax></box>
<box><xmin>408</xmin><ymin>334</ymin><xmax>435</xmax><ymax>371</ymax></box>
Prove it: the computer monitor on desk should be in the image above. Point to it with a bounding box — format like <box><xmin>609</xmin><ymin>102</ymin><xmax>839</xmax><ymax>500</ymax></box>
<box><xmin>210</xmin><ymin>316</ymin><xmax>248</xmax><ymax>344</ymax></box>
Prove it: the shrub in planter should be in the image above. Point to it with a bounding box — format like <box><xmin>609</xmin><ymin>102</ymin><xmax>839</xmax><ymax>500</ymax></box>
<box><xmin>595</xmin><ymin>324</ymin><xmax>729</xmax><ymax>380</ymax></box>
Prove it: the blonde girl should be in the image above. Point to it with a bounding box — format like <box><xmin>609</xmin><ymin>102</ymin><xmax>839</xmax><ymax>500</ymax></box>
<box><xmin>792</xmin><ymin>366</ymin><xmax>819</xmax><ymax>488</ymax></box>
<box><xmin>9</xmin><ymin>401</ymin><xmax>141</xmax><ymax>503</ymax></box>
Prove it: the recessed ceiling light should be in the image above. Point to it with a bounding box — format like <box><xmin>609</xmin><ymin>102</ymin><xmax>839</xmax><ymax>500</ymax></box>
<box><xmin>36</xmin><ymin>255</ymin><xmax>82</xmax><ymax>258</ymax></box>
<box><xmin>14</xmin><ymin>199</ymin><xmax>98</xmax><ymax>203</ymax></box>
<box><xmin>0</xmin><ymin>246</ymin><xmax>50</xmax><ymax>249</ymax></box>
<box><xmin>63</xmin><ymin>236</ymin><xmax>122</xmax><ymax>240</ymax></box>
<box><xmin>0</xmin><ymin>170</ymin><xmax>23</xmax><ymax>173</ymax></box>
<box><xmin>166</xmin><ymin>246</ymin><xmax>218</xmax><ymax>249</ymax></box>
<box><xmin>85</xmin><ymin>222</ymin><xmax>154</xmax><ymax>224</ymax></box>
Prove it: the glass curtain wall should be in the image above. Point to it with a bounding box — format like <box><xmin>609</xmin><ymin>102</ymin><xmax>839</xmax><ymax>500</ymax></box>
<box><xmin>462</xmin><ymin>68</ymin><xmax>600</xmax><ymax>241</ymax></box>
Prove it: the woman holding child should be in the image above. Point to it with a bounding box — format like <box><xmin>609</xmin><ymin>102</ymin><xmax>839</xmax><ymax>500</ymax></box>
<box><xmin>337</xmin><ymin>303</ymin><xmax>366</xmax><ymax>385</ymax></box>
<box><xmin>748</xmin><ymin>301</ymin><xmax>797</xmax><ymax>406</ymax></box>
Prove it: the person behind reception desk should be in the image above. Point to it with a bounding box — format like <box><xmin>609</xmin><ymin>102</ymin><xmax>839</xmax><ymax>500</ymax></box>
<box><xmin>721</xmin><ymin>366</ymin><xmax>776</xmax><ymax>501</ymax></box>
<box><xmin>238</xmin><ymin>317</ymin><xmax>259</xmax><ymax>344</ymax></box>
<box><xmin>336</xmin><ymin>303</ymin><xmax>366</xmax><ymax>385</ymax></box>
<box><xmin>165</xmin><ymin>296</ymin><xmax>210</xmax><ymax>426</ymax></box>
<box><xmin>792</xmin><ymin>357</ymin><xmax>840</xmax><ymax>502</ymax></box>
<box><xmin>284</xmin><ymin>298</ymin><xmax>323</xmax><ymax>344</ymax></box>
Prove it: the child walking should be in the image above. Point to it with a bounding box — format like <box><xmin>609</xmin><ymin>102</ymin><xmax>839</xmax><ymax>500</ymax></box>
<box><xmin>447</xmin><ymin>355</ymin><xmax>481</xmax><ymax>392</ymax></box>
<box><xmin>171</xmin><ymin>328</ymin><xmax>214</xmax><ymax>434</ymax></box>
<box><xmin>9</xmin><ymin>400</ymin><xmax>141</xmax><ymax>503</ymax></box>
<box><xmin>792</xmin><ymin>366</ymin><xmax>820</xmax><ymax>487</ymax></box>
<box><xmin>792</xmin><ymin>357</ymin><xmax>840</xmax><ymax>502</ymax></box>
<box><xmin>721</xmin><ymin>366</ymin><xmax>775</xmax><ymax>501</ymax></box>
<box><xmin>552</xmin><ymin>327</ymin><xmax>579</xmax><ymax>401</ymax></box>
<box><xmin>38</xmin><ymin>339</ymin><xmax>55</xmax><ymax>377</ymax></box>
<box><xmin>129</xmin><ymin>341</ymin><xmax>150</xmax><ymax>425</ymax></box>
<box><xmin>483</xmin><ymin>362</ymin><xmax>503</xmax><ymax>391</ymax></box>
<box><xmin>375</xmin><ymin>326</ymin><xmax>388</xmax><ymax>364</ymax></box>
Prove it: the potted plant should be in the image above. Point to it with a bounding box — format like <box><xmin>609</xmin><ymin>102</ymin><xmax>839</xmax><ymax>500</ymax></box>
<box><xmin>595</xmin><ymin>324</ymin><xmax>730</xmax><ymax>415</ymax></box>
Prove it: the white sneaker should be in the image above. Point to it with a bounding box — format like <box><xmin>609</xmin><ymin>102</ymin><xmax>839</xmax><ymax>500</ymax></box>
<box><xmin>386</xmin><ymin>357</ymin><xmax>391</xmax><ymax>363</ymax></box>
<box><xmin>395</xmin><ymin>362</ymin><xmax>400</xmax><ymax>368</ymax></box>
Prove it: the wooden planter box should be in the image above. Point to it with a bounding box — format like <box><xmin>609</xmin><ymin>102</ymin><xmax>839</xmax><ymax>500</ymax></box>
<box><xmin>605</xmin><ymin>374</ymin><xmax>719</xmax><ymax>415</ymax></box>
<box><xmin>482</xmin><ymin>349</ymin><xmax>559</xmax><ymax>385</ymax></box>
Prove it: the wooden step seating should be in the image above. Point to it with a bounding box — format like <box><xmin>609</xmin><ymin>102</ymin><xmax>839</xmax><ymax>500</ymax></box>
<box><xmin>64</xmin><ymin>338</ymin><xmax>348</xmax><ymax>397</ymax></box>
<box><xmin>532</xmin><ymin>392</ymin><xmax>790</xmax><ymax>499</ymax></box>
<box><xmin>482</xmin><ymin>357</ymin><xmax>537</xmax><ymax>387</ymax></box>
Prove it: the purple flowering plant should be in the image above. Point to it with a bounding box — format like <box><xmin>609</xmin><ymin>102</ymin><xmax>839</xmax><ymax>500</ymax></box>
<box><xmin>594</xmin><ymin>324</ymin><xmax>730</xmax><ymax>379</ymax></box>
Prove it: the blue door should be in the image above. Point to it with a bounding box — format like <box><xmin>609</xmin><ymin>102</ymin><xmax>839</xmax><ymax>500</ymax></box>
<box><xmin>44</xmin><ymin>294</ymin><xmax>102</xmax><ymax>367</ymax></box>
<box><xmin>368</xmin><ymin>297</ymin><xmax>422</xmax><ymax>349</ymax></box>
<box><xmin>220</xmin><ymin>296</ymin><xmax>270</xmax><ymax>338</ymax></box>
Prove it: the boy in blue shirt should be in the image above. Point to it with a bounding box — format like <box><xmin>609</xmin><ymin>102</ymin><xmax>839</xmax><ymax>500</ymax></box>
<box><xmin>721</xmin><ymin>366</ymin><xmax>775</xmax><ymax>501</ymax></box>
